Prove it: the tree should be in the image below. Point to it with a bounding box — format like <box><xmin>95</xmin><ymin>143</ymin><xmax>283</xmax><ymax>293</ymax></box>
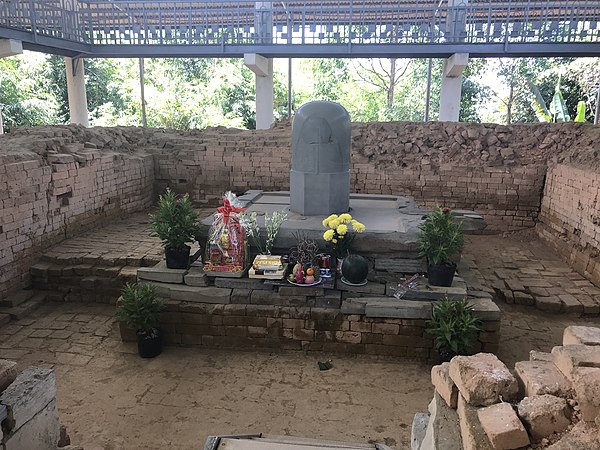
<box><xmin>0</xmin><ymin>55</ymin><xmax>59</xmax><ymax>132</ymax></box>
<box><xmin>459</xmin><ymin>59</ymin><xmax>491</xmax><ymax>123</ymax></box>
<box><xmin>352</xmin><ymin>58</ymin><xmax>411</xmax><ymax>110</ymax></box>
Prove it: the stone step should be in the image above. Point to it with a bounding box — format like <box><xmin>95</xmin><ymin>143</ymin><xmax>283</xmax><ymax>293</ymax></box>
<box><xmin>0</xmin><ymin>313</ymin><xmax>10</xmax><ymax>327</ymax></box>
<box><xmin>0</xmin><ymin>292</ymin><xmax>46</xmax><ymax>320</ymax></box>
<box><xmin>0</xmin><ymin>290</ymin><xmax>35</xmax><ymax>308</ymax></box>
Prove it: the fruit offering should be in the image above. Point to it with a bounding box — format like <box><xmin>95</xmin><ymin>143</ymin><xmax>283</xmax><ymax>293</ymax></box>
<box><xmin>287</xmin><ymin>263</ymin><xmax>320</xmax><ymax>284</ymax></box>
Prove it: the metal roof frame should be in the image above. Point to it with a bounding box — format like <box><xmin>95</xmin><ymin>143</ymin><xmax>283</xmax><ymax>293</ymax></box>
<box><xmin>0</xmin><ymin>1</ymin><xmax>598</xmax><ymax>58</ymax></box>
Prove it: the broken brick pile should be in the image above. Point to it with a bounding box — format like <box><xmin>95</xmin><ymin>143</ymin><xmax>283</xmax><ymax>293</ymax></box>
<box><xmin>0</xmin><ymin>359</ymin><xmax>79</xmax><ymax>450</ymax></box>
<box><xmin>412</xmin><ymin>325</ymin><xmax>600</xmax><ymax>449</ymax></box>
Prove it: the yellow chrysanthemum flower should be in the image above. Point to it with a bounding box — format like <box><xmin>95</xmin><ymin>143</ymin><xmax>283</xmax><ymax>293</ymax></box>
<box><xmin>352</xmin><ymin>221</ymin><xmax>366</xmax><ymax>233</ymax></box>
<box><xmin>329</xmin><ymin>219</ymin><xmax>341</xmax><ymax>229</ymax></box>
<box><xmin>332</xmin><ymin>238</ymin><xmax>338</xmax><ymax>244</ymax></box>
<box><xmin>323</xmin><ymin>214</ymin><xmax>338</xmax><ymax>227</ymax></box>
<box><xmin>339</xmin><ymin>213</ymin><xmax>352</xmax><ymax>224</ymax></box>
<box><xmin>336</xmin><ymin>224</ymin><xmax>348</xmax><ymax>235</ymax></box>
<box><xmin>323</xmin><ymin>229</ymin><xmax>335</xmax><ymax>241</ymax></box>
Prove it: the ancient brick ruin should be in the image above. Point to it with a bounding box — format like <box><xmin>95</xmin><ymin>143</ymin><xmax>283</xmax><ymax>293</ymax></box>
<box><xmin>1</xmin><ymin>121</ymin><xmax>599</xmax><ymax>301</ymax></box>
<box><xmin>413</xmin><ymin>325</ymin><xmax>600</xmax><ymax>450</ymax></box>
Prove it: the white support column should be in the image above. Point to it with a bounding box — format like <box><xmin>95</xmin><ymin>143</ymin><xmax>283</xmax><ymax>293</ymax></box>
<box><xmin>0</xmin><ymin>39</ymin><xmax>22</xmax><ymax>58</ymax></box>
<box><xmin>439</xmin><ymin>0</ymin><xmax>469</xmax><ymax>122</ymax></box>
<box><xmin>244</xmin><ymin>53</ymin><xmax>274</xmax><ymax>130</ymax></box>
<box><xmin>439</xmin><ymin>53</ymin><xmax>469</xmax><ymax>122</ymax></box>
<box><xmin>64</xmin><ymin>57</ymin><xmax>89</xmax><ymax>127</ymax></box>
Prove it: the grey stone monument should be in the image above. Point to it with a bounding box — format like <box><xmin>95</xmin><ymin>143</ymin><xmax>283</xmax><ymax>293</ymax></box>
<box><xmin>290</xmin><ymin>101</ymin><xmax>351</xmax><ymax>216</ymax></box>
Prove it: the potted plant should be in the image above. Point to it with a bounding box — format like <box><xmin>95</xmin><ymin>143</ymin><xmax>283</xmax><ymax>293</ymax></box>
<box><xmin>426</xmin><ymin>296</ymin><xmax>482</xmax><ymax>362</ymax></box>
<box><xmin>116</xmin><ymin>283</ymin><xmax>166</xmax><ymax>358</ymax></box>
<box><xmin>322</xmin><ymin>213</ymin><xmax>366</xmax><ymax>278</ymax></box>
<box><xmin>150</xmin><ymin>188</ymin><xmax>201</xmax><ymax>269</ymax></box>
<box><xmin>417</xmin><ymin>206</ymin><xmax>464</xmax><ymax>287</ymax></box>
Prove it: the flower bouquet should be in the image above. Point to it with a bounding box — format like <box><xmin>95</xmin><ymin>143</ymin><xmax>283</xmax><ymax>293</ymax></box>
<box><xmin>322</xmin><ymin>213</ymin><xmax>366</xmax><ymax>260</ymax></box>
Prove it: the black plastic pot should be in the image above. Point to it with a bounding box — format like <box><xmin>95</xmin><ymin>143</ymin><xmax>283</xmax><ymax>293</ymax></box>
<box><xmin>165</xmin><ymin>245</ymin><xmax>190</xmax><ymax>269</ymax></box>
<box><xmin>137</xmin><ymin>329</ymin><xmax>162</xmax><ymax>358</ymax></box>
<box><xmin>437</xmin><ymin>347</ymin><xmax>457</xmax><ymax>363</ymax></box>
<box><xmin>427</xmin><ymin>263</ymin><xmax>457</xmax><ymax>287</ymax></box>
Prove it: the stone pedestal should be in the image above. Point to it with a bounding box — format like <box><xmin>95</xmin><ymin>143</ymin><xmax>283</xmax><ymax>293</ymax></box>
<box><xmin>290</xmin><ymin>171</ymin><xmax>350</xmax><ymax>216</ymax></box>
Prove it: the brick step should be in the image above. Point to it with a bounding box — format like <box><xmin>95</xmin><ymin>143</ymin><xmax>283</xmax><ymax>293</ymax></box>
<box><xmin>0</xmin><ymin>292</ymin><xmax>47</xmax><ymax>320</ymax></box>
<box><xmin>0</xmin><ymin>313</ymin><xmax>10</xmax><ymax>327</ymax></box>
<box><xmin>0</xmin><ymin>289</ymin><xmax>35</xmax><ymax>308</ymax></box>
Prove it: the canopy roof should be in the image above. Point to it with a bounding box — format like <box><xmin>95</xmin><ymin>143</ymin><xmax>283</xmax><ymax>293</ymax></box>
<box><xmin>0</xmin><ymin>1</ymin><xmax>598</xmax><ymax>57</ymax></box>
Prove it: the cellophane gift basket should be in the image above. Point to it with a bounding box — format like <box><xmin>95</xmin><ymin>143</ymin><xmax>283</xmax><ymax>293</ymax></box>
<box><xmin>203</xmin><ymin>192</ymin><xmax>248</xmax><ymax>275</ymax></box>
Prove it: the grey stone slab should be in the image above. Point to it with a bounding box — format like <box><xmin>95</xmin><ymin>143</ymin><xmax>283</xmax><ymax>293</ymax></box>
<box><xmin>144</xmin><ymin>282</ymin><xmax>231</xmax><ymax>304</ymax></box>
<box><xmin>374</xmin><ymin>257</ymin><xmax>425</xmax><ymax>274</ymax></box>
<box><xmin>0</xmin><ymin>368</ymin><xmax>56</xmax><ymax>432</ymax></box>
<box><xmin>411</xmin><ymin>412</ymin><xmax>429</xmax><ymax>450</ymax></box>
<box><xmin>420</xmin><ymin>391</ymin><xmax>462</xmax><ymax>450</ymax></box>
<box><xmin>4</xmin><ymin>399</ymin><xmax>60</xmax><ymax>450</ymax></box>
<box><xmin>137</xmin><ymin>261</ymin><xmax>186</xmax><ymax>284</ymax></box>
<box><xmin>341</xmin><ymin>298</ymin><xmax>368</xmax><ymax>315</ymax></box>
<box><xmin>336</xmin><ymin>281</ymin><xmax>386</xmax><ymax>295</ymax></box>
<box><xmin>230</xmin><ymin>288</ymin><xmax>251</xmax><ymax>304</ymax></box>
<box><xmin>365</xmin><ymin>298</ymin><xmax>432</xmax><ymax>319</ymax></box>
<box><xmin>214</xmin><ymin>278</ymin><xmax>272</xmax><ymax>290</ymax></box>
<box><xmin>315</xmin><ymin>292</ymin><xmax>342</xmax><ymax>309</ymax></box>
<box><xmin>468</xmin><ymin>297</ymin><xmax>501</xmax><ymax>321</ymax></box>
<box><xmin>184</xmin><ymin>266</ymin><xmax>209</xmax><ymax>287</ymax></box>
<box><xmin>278</xmin><ymin>285</ymin><xmax>325</xmax><ymax>297</ymax></box>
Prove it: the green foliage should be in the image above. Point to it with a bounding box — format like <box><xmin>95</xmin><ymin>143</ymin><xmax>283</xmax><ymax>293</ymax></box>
<box><xmin>418</xmin><ymin>207</ymin><xmax>464</xmax><ymax>266</ymax></box>
<box><xmin>460</xmin><ymin>59</ymin><xmax>491</xmax><ymax>123</ymax></box>
<box><xmin>0</xmin><ymin>55</ymin><xmax>59</xmax><ymax>131</ymax></box>
<box><xmin>217</xmin><ymin>59</ymin><xmax>256</xmax><ymax>129</ymax></box>
<box><xmin>575</xmin><ymin>101</ymin><xmax>587</xmax><ymax>122</ymax></box>
<box><xmin>116</xmin><ymin>283</ymin><xmax>165</xmax><ymax>334</ymax></box>
<box><xmin>426</xmin><ymin>297</ymin><xmax>482</xmax><ymax>355</ymax></box>
<box><xmin>149</xmin><ymin>188</ymin><xmax>200</xmax><ymax>250</ymax></box>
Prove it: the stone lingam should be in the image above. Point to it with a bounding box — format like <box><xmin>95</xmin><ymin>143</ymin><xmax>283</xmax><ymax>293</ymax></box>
<box><xmin>290</xmin><ymin>101</ymin><xmax>350</xmax><ymax>216</ymax></box>
<box><xmin>199</xmin><ymin>101</ymin><xmax>486</xmax><ymax>274</ymax></box>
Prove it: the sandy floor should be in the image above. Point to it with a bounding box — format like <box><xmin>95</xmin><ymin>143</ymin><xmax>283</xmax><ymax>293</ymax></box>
<box><xmin>2</xmin><ymin>299</ymin><xmax>598</xmax><ymax>450</ymax></box>
<box><xmin>2</xmin><ymin>232</ymin><xmax>599</xmax><ymax>449</ymax></box>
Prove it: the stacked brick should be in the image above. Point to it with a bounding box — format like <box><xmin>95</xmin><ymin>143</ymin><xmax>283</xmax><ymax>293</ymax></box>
<box><xmin>1</xmin><ymin>122</ymin><xmax>599</xmax><ymax>301</ymax></box>
<box><xmin>412</xmin><ymin>325</ymin><xmax>600</xmax><ymax>449</ymax></box>
<box><xmin>0</xmin><ymin>136</ymin><xmax>154</xmax><ymax>298</ymax></box>
<box><xmin>120</xmin><ymin>301</ymin><xmax>499</xmax><ymax>359</ymax></box>
<box><xmin>538</xmin><ymin>163</ymin><xmax>600</xmax><ymax>287</ymax></box>
<box><xmin>117</xmin><ymin>264</ymin><xmax>502</xmax><ymax>359</ymax></box>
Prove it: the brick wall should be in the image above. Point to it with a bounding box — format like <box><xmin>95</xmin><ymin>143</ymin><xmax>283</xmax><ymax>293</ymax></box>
<box><xmin>119</xmin><ymin>302</ymin><xmax>500</xmax><ymax>359</ymax></box>
<box><xmin>152</xmin><ymin>123</ymin><xmax>550</xmax><ymax>231</ymax></box>
<box><xmin>1</xmin><ymin>122</ymin><xmax>598</xmax><ymax>298</ymax></box>
<box><xmin>538</xmin><ymin>163</ymin><xmax>600</xmax><ymax>286</ymax></box>
<box><xmin>0</xmin><ymin>150</ymin><xmax>154</xmax><ymax>297</ymax></box>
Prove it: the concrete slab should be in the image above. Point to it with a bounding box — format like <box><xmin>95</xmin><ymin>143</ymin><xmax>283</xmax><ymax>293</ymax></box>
<box><xmin>199</xmin><ymin>191</ymin><xmax>486</xmax><ymax>260</ymax></box>
<box><xmin>364</xmin><ymin>298</ymin><xmax>433</xmax><ymax>319</ymax></box>
<box><xmin>137</xmin><ymin>261</ymin><xmax>186</xmax><ymax>284</ymax></box>
<box><xmin>142</xmin><ymin>282</ymin><xmax>231</xmax><ymax>304</ymax></box>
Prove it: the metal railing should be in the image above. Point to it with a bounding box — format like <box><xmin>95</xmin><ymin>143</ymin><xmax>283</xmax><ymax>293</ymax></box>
<box><xmin>0</xmin><ymin>0</ymin><xmax>598</xmax><ymax>55</ymax></box>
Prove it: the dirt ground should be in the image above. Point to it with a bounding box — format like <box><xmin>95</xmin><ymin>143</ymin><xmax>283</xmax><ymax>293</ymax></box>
<box><xmin>1</xmin><ymin>298</ymin><xmax>598</xmax><ymax>450</ymax></box>
<box><xmin>2</xmin><ymin>233</ymin><xmax>599</xmax><ymax>449</ymax></box>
